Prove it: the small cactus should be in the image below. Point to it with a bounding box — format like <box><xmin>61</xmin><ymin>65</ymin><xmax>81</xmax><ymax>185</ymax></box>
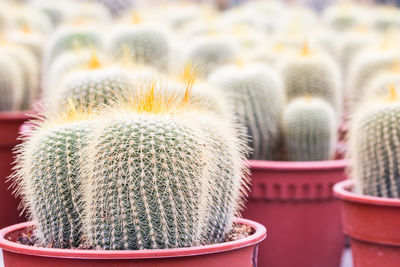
<box><xmin>282</xmin><ymin>97</ymin><xmax>337</xmax><ymax>161</ymax></box>
<box><xmin>349</xmin><ymin>86</ymin><xmax>400</xmax><ymax>198</ymax></box>
<box><xmin>0</xmin><ymin>49</ymin><xmax>24</xmax><ymax>111</ymax></box>
<box><xmin>184</xmin><ymin>35</ymin><xmax>238</xmax><ymax>78</ymax></box>
<box><xmin>51</xmin><ymin>66</ymin><xmax>133</xmax><ymax>111</ymax></box>
<box><xmin>1</xmin><ymin>44</ymin><xmax>39</xmax><ymax>110</ymax></box>
<box><xmin>44</xmin><ymin>26</ymin><xmax>102</xmax><ymax>67</ymax></box>
<box><xmin>363</xmin><ymin>64</ymin><xmax>400</xmax><ymax>101</ymax></box>
<box><xmin>277</xmin><ymin>42</ymin><xmax>342</xmax><ymax>114</ymax></box>
<box><xmin>43</xmin><ymin>49</ymin><xmax>107</xmax><ymax>97</ymax></box>
<box><xmin>109</xmin><ymin>25</ymin><xmax>170</xmax><ymax>71</ymax></box>
<box><xmin>209</xmin><ymin>63</ymin><xmax>285</xmax><ymax>160</ymax></box>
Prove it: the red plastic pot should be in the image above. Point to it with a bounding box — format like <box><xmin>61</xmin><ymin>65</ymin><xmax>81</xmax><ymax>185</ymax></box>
<box><xmin>242</xmin><ymin>159</ymin><xmax>347</xmax><ymax>267</ymax></box>
<box><xmin>0</xmin><ymin>218</ymin><xmax>266</xmax><ymax>267</ymax></box>
<box><xmin>0</xmin><ymin>110</ymin><xmax>33</xmax><ymax>229</ymax></box>
<box><xmin>334</xmin><ymin>180</ymin><xmax>400</xmax><ymax>267</ymax></box>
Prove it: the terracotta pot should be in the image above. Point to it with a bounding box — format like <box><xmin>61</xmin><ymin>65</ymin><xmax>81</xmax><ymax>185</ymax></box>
<box><xmin>0</xmin><ymin>110</ymin><xmax>33</xmax><ymax>229</ymax></box>
<box><xmin>0</xmin><ymin>218</ymin><xmax>266</xmax><ymax>267</ymax></box>
<box><xmin>242</xmin><ymin>159</ymin><xmax>347</xmax><ymax>267</ymax></box>
<box><xmin>334</xmin><ymin>180</ymin><xmax>400</xmax><ymax>267</ymax></box>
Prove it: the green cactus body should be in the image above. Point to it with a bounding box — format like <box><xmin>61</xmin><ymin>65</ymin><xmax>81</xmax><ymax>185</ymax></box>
<box><xmin>2</xmin><ymin>45</ymin><xmax>39</xmax><ymax>110</ymax></box>
<box><xmin>350</xmin><ymin>95</ymin><xmax>400</xmax><ymax>198</ymax></box>
<box><xmin>14</xmin><ymin>119</ymin><xmax>95</xmax><ymax>248</ymax></box>
<box><xmin>52</xmin><ymin>67</ymin><xmax>133</xmax><ymax>111</ymax></box>
<box><xmin>109</xmin><ymin>25</ymin><xmax>170</xmax><ymax>71</ymax></box>
<box><xmin>44</xmin><ymin>26</ymin><xmax>102</xmax><ymax>67</ymax></box>
<box><xmin>209</xmin><ymin>63</ymin><xmax>284</xmax><ymax>160</ymax></box>
<box><xmin>0</xmin><ymin>50</ymin><xmax>24</xmax><ymax>111</ymax></box>
<box><xmin>185</xmin><ymin>36</ymin><xmax>238</xmax><ymax>78</ymax></box>
<box><xmin>347</xmin><ymin>49</ymin><xmax>400</xmax><ymax>105</ymax></box>
<box><xmin>278</xmin><ymin>50</ymin><xmax>342</xmax><ymax>114</ymax></box>
<box><xmin>283</xmin><ymin>97</ymin><xmax>337</xmax><ymax>161</ymax></box>
<box><xmin>31</xmin><ymin>0</ymin><xmax>73</xmax><ymax>27</ymax></box>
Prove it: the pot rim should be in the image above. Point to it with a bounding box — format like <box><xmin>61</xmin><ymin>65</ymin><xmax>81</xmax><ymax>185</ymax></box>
<box><xmin>334</xmin><ymin>180</ymin><xmax>400</xmax><ymax>207</ymax></box>
<box><xmin>248</xmin><ymin>159</ymin><xmax>348</xmax><ymax>172</ymax></box>
<box><xmin>0</xmin><ymin>110</ymin><xmax>33</xmax><ymax>121</ymax></box>
<box><xmin>0</xmin><ymin>218</ymin><xmax>266</xmax><ymax>260</ymax></box>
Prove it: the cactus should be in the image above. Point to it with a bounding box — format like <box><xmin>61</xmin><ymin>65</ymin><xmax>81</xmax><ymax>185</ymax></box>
<box><xmin>336</xmin><ymin>29</ymin><xmax>378</xmax><ymax>79</ymax></box>
<box><xmin>347</xmin><ymin>46</ymin><xmax>400</xmax><ymax>105</ymax></box>
<box><xmin>322</xmin><ymin>3</ymin><xmax>366</xmax><ymax>31</ymax></box>
<box><xmin>51</xmin><ymin>66</ymin><xmax>133</xmax><ymax>111</ymax></box>
<box><xmin>283</xmin><ymin>97</ymin><xmax>337</xmax><ymax>161</ymax></box>
<box><xmin>14</xmin><ymin>80</ymin><xmax>248</xmax><ymax>249</ymax></box>
<box><xmin>88</xmin><ymin>0</ymin><xmax>135</xmax><ymax>17</ymax></box>
<box><xmin>6</xmin><ymin>27</ymin><xmax>45</xmax><ymax>62</ymax></box>
<box><xmin>0</xmin><ymin>49</ymin><xmax>24</xmax><ymax>111</ymax></box>
<box><xmin>277</xmin><ymin>42</ymin><xmax>342</xmax><ymax>114</ymax></box>
<box><xmin>43</xmin><ymin>49</ymin><xmax>107</xmax><ymax>97</ymax></box>
<box><xmin>209</xmin><ymin>63</ymin><xmax>285</xmax><ymax>160</ymax></box>
<box><xmin>349</xmin><ymin>86</ymin><xmax>400</xmax><ymax>198</ymax></box>
<box><xmin>184</xmin><ymin>36</ymin><xmax>238</xmax><ymax>78</ymax></box>
<box><xmin>2</xmin><ymin>44</ymin><xmax>39</xmax><ymax>110</ymax></box>
<box><xmin>44</xmin><ymin>26</ymin><xmax>102</xmax><ymax>67</ymax></box>
<box><xmin>109</xmin><ymin>25</ymin><xmax>170</xmax><ymax>71</ymax></box>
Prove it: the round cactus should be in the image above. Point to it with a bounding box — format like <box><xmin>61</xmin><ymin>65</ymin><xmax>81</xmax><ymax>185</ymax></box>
<box><xmin>277</xmin><ymin>42</ymin><xmax>342</xmax><ymax>114</ymax></box>
<box><xmin>347</xmin><ymin>46</ymin><xmax>400</xmax><ymax>105</ymax></box>
<box><xmin>283</xmin><ymin>97</ymin><xmax>338</xmax><ymax>161</ymax></box>
<box><xmin>363</xmin><ymin>65</ymin><xmax>400</xmax><ymax>101</ymax></box>
<box><xmin>14</xmin><ymin>81</ymin><xmax>248</xmax><ymax>249</ymax></box>
<box><xmin>349</xmin><ymin>86</ymin><xmax>400</xmax><ymax>198</ymax></box>
<box><xmin>43</xmin><ymin>25</ymin><xmax>103</xmax><ymax>67</ymax></box>
<box><xmin>6</xmin><ymin>27</ymin><xmax>45</xmax><ymax>62</ymax></box>
<box><xmin>209</xmin><ymin>63</ymin><xmax>285</xmax><ymax>160</ymax></box>
<box><xmin>184</xmin><ymin>35</ymin><xmax>238</xmax><ymax>78</ymax></box>
<box><xmin>43</xmin><ymin>49</ymin><xmax>107</xmax><ymax>97</ymax></box>
<box><xmin>109</xmin><ymin>25</ymin><xmax>170</xmax><ymax>71</ymax></box>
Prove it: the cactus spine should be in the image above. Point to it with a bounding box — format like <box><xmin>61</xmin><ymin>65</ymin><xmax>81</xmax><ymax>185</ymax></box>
<box><xmin>283</xmin><ymin>97</ymin><xmax>337</xmax><ymax>161</ymax></box>
<box><xmin>209</xmin><ymin>63</ymin><xmax>284</xmax><ymax>160</ymax></box>
<box><xmin>350</xmin><ymin>86</ymin><xmax>400</xmax><ymax>198</ymax></box>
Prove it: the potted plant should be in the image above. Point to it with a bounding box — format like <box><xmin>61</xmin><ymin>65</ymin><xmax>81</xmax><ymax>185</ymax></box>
<box><xmin>334</xmin><ymin>86</ymin><xmax>400</xmax><ymax>267</ymax></box>
<box><xmin>208</xmin><ymin>43</ymin><xmax>347</xmax><ymax>267</ymax></box>
<box><xmin>0</xmin><ymin>82</ymin><xmax>266</xmax><ymax>266</ymax></box>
